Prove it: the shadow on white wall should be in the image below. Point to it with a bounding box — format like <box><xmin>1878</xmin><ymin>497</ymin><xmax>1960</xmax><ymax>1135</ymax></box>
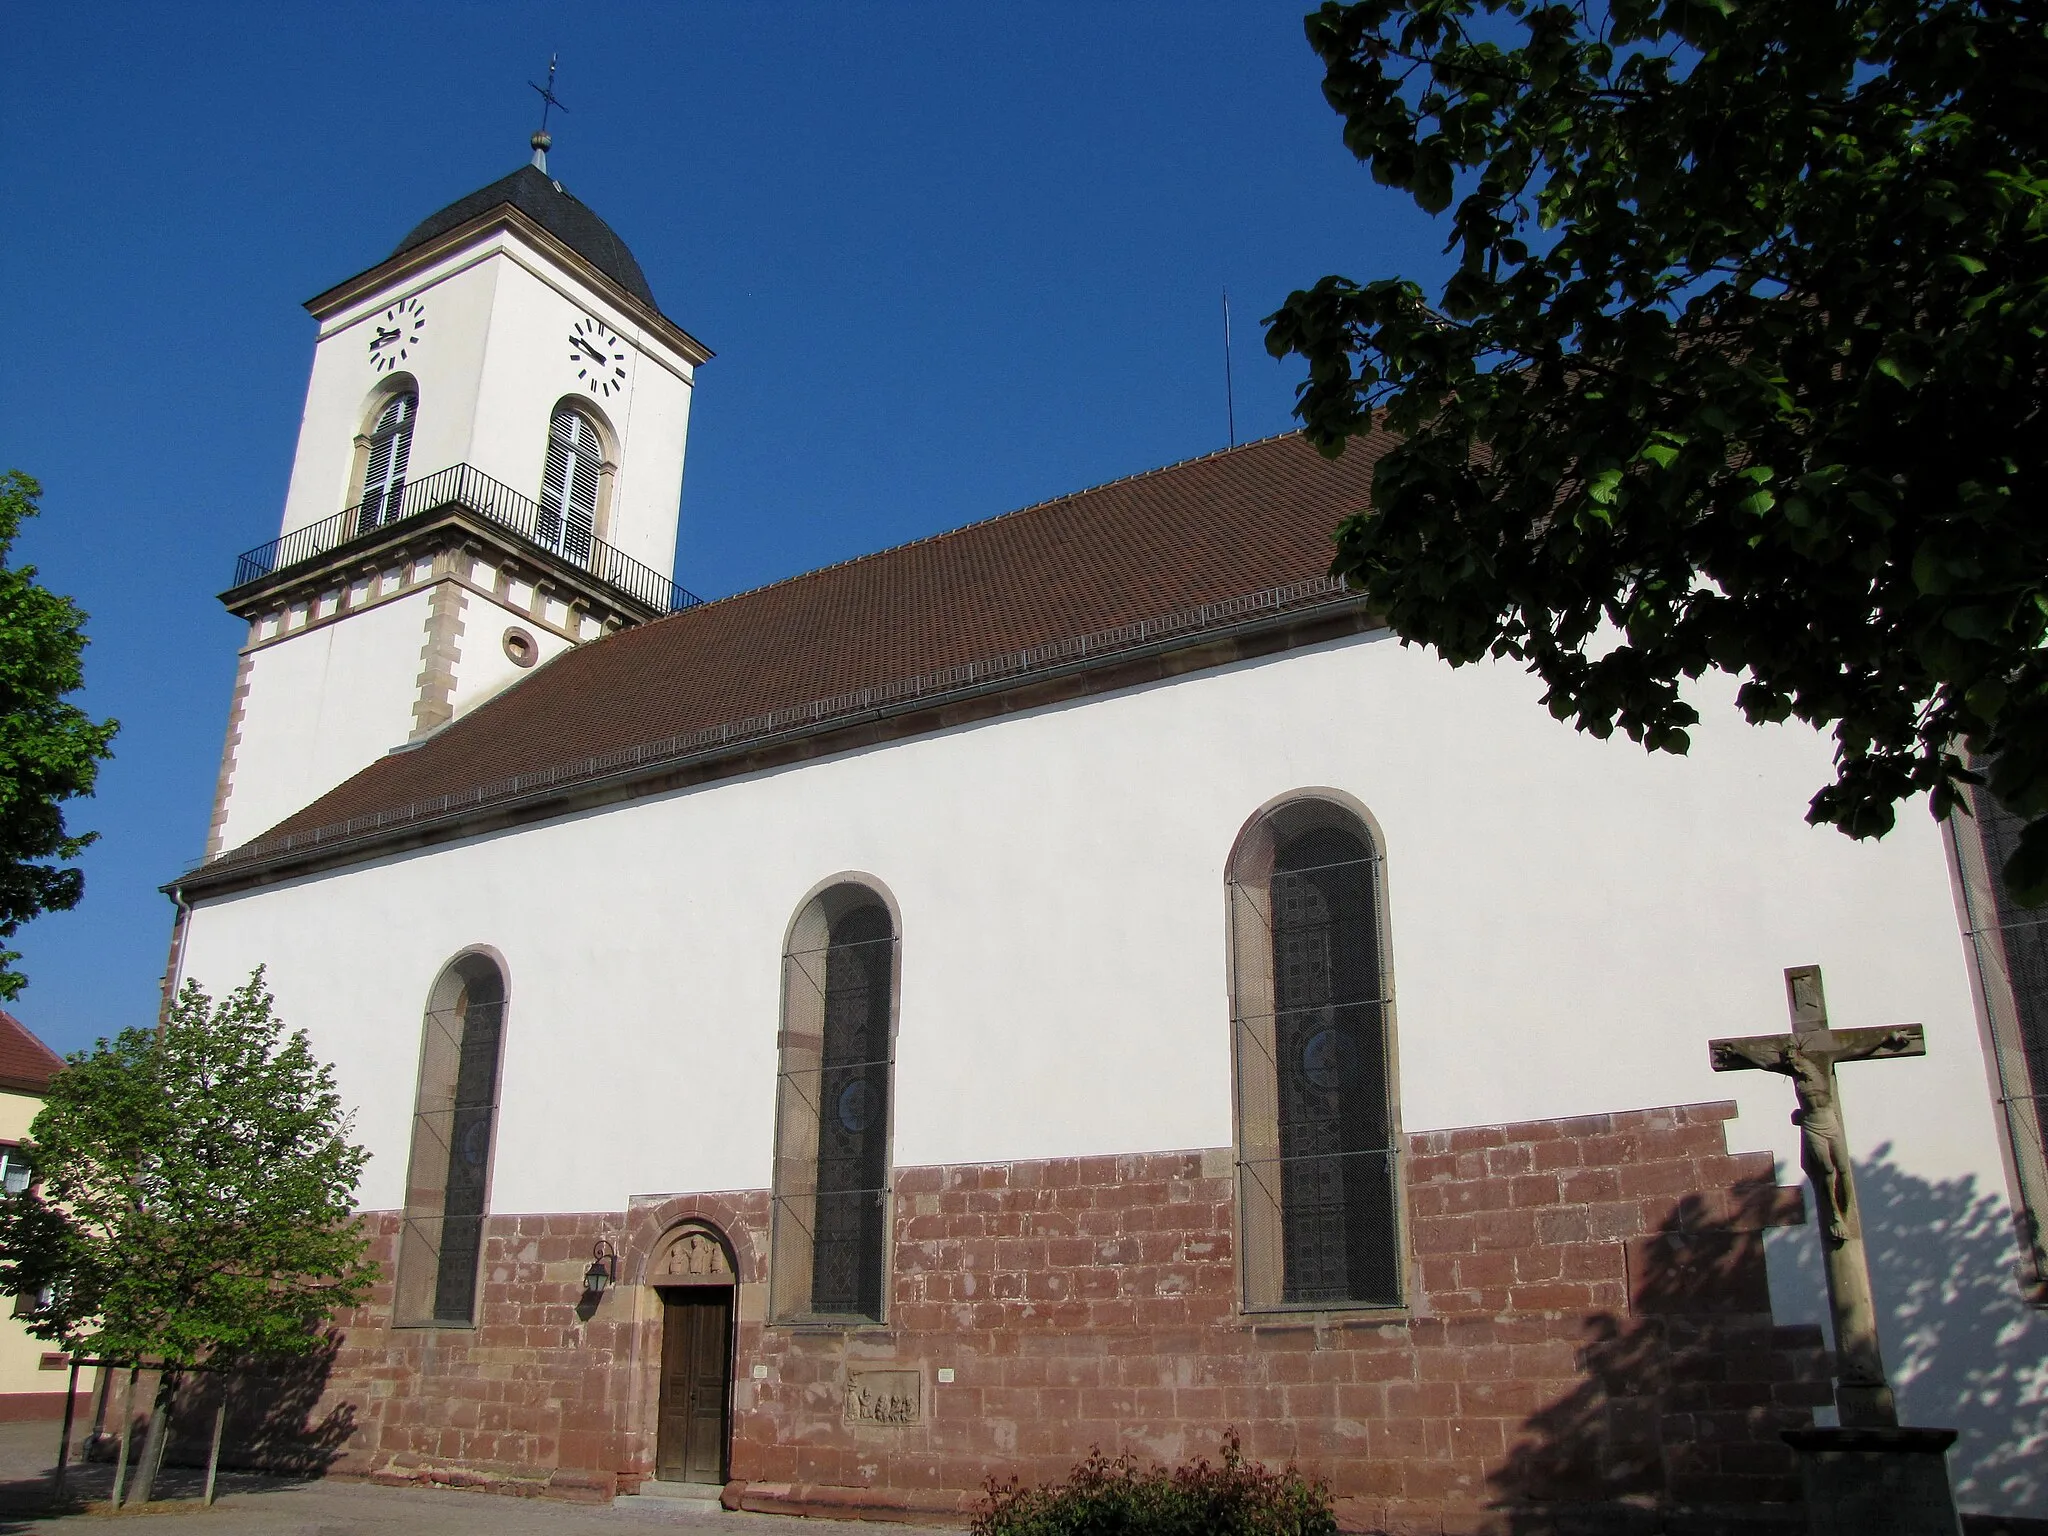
<box><xmin>1765</xmin><ymin>1147</ymin><xmax>2048</xmax><ymax>1517</ymax></box>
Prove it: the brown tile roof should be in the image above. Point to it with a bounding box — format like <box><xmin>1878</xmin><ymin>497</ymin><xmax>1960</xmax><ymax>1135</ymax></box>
<box><xmin>248</xmin><ymin>429</ymin><xmax>1388</xmax><ymax>856</ymax></box>
<box><xmin>0</xmin><ymin>1010</ymin><xmax>64</xmax><ymax>1096</ymax></box>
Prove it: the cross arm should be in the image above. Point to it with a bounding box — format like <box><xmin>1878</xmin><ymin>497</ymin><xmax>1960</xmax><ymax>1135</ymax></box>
<box><xmin>1708</xmin><ymin>1023</ymin><xmax>1925</xmax><ymax>1075</ymax></box>
<box><xmin>1708</xmin><ymin>1034</ymin><xmax>1795</xmax><ymax>1074</ymax></box>
<box><xmin>1817</xmin><ymin>1023</ymin><xmax>1926</xmax><ymax>1063</ymax></box>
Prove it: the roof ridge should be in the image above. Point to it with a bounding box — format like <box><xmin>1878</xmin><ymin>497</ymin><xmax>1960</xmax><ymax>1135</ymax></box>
<box><xmin>651</xmin><ymin>428</ymin><xmax>1306</xmax><ymax>626</ymax></box>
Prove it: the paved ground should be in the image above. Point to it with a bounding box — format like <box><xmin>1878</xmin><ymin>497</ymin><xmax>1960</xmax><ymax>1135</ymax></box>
<box><xmin>0</xmin><ymin>1422</ymin><xmax>958</xmax><ymax>1535</ymax></box>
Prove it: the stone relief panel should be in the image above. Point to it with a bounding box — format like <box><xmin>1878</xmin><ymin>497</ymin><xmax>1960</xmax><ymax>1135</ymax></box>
<box><xmin>653</xmin><ymin>1224</ymin><xmax>735</xmax><ymax>1284</ymax></box>
<box><xmin>844</xmin><ymin>1369</ymin><xmax>920</xmax><ymax>1425</ymax></box>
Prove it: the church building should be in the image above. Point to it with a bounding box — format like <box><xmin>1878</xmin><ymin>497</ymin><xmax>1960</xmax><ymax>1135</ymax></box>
<box><xmin>166</xmin><ymin>143</ymin><xmax>2047</xmax><ymax>1528</ymax></box>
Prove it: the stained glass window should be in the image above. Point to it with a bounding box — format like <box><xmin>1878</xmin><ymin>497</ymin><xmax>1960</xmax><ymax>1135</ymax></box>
<box><xmin>1229</xmin><ymin>798</ymin><xmax>1402</xmax><ymax>1310</ymax></box>
<box><xmin>771</xmin><ymin>884</ymin><xmax>898</xmax><ymax>1323</ymax></box>
<box><xmin>395</xmin><ymin>954</ymin><xmax>508</xmax><ymax>1326</ymax></box>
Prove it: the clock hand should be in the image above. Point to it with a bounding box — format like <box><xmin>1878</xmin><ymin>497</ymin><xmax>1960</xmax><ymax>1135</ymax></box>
<box><xmin>374</xmin><ymin>328</ymin><xmax>400</xmax><ymax>348</ymax></box>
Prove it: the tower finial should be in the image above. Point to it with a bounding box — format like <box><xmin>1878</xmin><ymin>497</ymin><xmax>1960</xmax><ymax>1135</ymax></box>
<box><xmin>528</xmin><ymin>53</ymin><xmax>568</xmax><ymax>173</ymax></box>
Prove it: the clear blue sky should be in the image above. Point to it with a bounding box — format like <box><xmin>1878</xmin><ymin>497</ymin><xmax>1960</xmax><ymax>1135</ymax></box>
<box><xmin>3</xmin><ymin>4</ymin><xmax>1455</xmax><ymax>1057</ymax></box>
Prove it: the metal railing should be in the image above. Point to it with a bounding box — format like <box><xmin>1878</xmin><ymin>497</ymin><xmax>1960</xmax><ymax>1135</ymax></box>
<box><xmin>229</xmin><ymin>462</ymin><xmax>700</xmax><ymax>614</ymax></box>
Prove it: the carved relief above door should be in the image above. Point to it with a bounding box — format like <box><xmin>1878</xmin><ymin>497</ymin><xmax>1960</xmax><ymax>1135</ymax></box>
<box><xmin>652</xmin><ymin>1224</ymin><xmax>736</xmax><ymax>1284</ymax></box>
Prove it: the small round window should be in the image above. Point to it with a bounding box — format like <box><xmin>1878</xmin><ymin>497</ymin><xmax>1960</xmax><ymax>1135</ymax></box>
<box><xmin>502</xmin><ymin>627</ymin><xmax>538</xmax><ymax>668</ymax></box>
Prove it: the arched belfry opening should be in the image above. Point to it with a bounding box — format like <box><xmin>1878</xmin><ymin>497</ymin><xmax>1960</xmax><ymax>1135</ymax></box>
<box><xmin>649</xmin><ymin>1221</ymin><xmax>736</xmax><ymax>1487</ymax></box>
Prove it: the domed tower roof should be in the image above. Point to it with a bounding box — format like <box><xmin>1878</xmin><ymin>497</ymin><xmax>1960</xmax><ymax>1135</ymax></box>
<box><xmin>393</xmin><ymin>163</ymin><xmax>658</xmax><ymax>310</ymax></box>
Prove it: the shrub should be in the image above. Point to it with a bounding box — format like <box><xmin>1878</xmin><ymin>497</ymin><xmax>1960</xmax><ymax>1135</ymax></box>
<box><xmin>973</xmin><ymin>1430</ymin><xmax>1338</xmax><ymax>1536</ymax></box>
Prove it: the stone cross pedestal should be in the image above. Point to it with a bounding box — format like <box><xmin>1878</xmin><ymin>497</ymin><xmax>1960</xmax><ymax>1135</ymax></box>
<box><xmin>1709</xmin><ymin>965</ymin><xmax>1960</xmax><ymax>1536</ymax></box>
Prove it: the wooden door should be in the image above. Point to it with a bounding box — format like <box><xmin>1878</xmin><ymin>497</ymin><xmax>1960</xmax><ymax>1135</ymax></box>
<box><xmin>657</xmin><ymin>1288</ymin><xmax>732</xmax><ymax>1484</ymax></box>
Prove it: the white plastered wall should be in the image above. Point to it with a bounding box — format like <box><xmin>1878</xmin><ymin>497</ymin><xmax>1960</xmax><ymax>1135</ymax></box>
<box><xmin>278</xmin><ymin>229</ymin><xmax>694</xmax><ymax>579</ymax></box>
<box><xmin>179</xmin><ymin>629</ymin><xmax>2003</xmax><ymax>1212</ymax></box>
<box><xmin>281</xmin><ymin>259</ymin><xmax>500</xmax><ymax>536</ymax></box>
<box><xmin>447</xmin><ymin>589</ymin><xmax>575</xmax><ymax>722</ymax></box>
<box><xmin>466</xmin><ymin>254</ymin><xmax>693</xmax><ymax>579</ymax></box>
<box><xmin>215</xmin><ymin>588</ymin><xmax>435</xmax><ymax>850</ymax></box>
<box><xmin>182</xmin><ymin>629</ymin><xmax>2043</xmax><ymax>1500</ymax></box>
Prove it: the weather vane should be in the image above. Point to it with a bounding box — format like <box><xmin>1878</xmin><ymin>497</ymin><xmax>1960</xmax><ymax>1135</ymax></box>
<box><xmin>528</xmin><ymin>53</ymin><xmax>568</xmax><ymax>172</ymax></box>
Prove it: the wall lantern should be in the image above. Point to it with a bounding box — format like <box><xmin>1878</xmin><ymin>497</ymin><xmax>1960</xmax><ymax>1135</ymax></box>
<box><xmin>583</xmin><ymin>1238</ymin><xmax>620</xmax><ymax>1295</ymax></box>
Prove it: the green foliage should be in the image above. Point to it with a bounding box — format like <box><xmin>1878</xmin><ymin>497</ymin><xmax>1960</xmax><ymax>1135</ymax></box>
<box><xmin>0</xmin><ymin>470</ymin><xmax>117</xmax><ymax>995</ymax></box>
<box><xmin>1263</xmin><ymin>0</ymin><xmax>2048</xmax><ymax>894</ymax></box>
<box><xmin>973</xmin><ymin>1432</ymin><xmax>1338</xmax><ymax>1536</ymax></box>
<box><xmin>0</xmin><ymin>969</ymin><xmax>375</xmax><ymax>1365</ymax></box>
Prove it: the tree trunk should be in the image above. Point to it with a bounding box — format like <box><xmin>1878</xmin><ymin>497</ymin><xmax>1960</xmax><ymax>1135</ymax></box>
<box><xmin>50</xmin><ymin>1357</ymin><xmax>79</xmax><ymax>1503</ymax></box>
<box><xmin>126</xmin><ymin>1369</ymin><xmax>177</xmax><ymax>1505</ymax></box>
<box><xmin>110</xmin><ymin>1368</ymin><xmax>136</xmax><ymax>1507</ymax></box>
<box><xmin>203</xmin><ymin>1395</ymin><xmax>225</xmax><ymax>1506</ymax></box>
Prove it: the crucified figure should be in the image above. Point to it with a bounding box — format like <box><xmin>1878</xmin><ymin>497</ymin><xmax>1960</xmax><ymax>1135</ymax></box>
<box><xmin>1709</xmin><ymin>965</ymin><xmax>1925</xmax><ymax>1428</ymax></box>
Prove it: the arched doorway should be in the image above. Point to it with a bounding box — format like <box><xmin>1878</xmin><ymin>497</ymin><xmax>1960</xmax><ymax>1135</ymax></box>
<box><xmin>650</xmin><ymin>1223</ymin><xmax>736</xmax><ymax>1485</ymax></box>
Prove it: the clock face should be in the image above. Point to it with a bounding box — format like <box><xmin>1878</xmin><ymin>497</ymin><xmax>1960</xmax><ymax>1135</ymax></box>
<box><xmin>568</xmin><ymin>315</ymin><xmax>628</xmax><ymax>397</ymax></box>
<box><xmin>368</xmin><ymin>296</ymin><xmax>426</xmax><ymax>372</ymax></box>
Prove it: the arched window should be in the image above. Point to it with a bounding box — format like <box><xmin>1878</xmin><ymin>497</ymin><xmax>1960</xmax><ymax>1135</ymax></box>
<box><xmin>770</xmin><ymin>882</ymin><xmax>899</xmax><ymax>1322</ymax></box>
<box><xmin>1227</xmin><ymin>796</ymin><xmax>1402</xmax><ymax>1310</ymax></box>
<box><xmin>395</xmin><ymin>952</ymin><xmax>507</xmax><ymax>1326</ymax></box>
<box><xmin>358</xmin><ymin>390</ymin><xmax>416</xmax><ymax>534</ymax></box>
<box><xmin>538</xmin><ymin>407</ymin><xmax>602</xmax><ymax>566</ymax></box>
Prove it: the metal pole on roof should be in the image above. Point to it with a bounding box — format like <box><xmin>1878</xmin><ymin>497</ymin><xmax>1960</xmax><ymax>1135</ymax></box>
<box><xmin>1222</xmin><ymin>289</ymin><xmax>1238</xmax><ymax>448</ymax></box>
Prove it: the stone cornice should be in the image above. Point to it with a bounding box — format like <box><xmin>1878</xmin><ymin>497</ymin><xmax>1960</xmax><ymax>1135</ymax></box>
<box><xmin>305</xmin><ymin>206</ymin><xmax>712</xmax><ymax>369</ymax></box>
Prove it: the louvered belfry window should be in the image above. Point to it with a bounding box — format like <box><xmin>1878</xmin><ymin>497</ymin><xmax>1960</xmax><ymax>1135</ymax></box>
<box><xmin>395</xmin><ymin>953</ymin><xmax>507</xmax><ymax>1326</ymax></box>
<box><xmin>358</xmin><ymin>391</ymin><xmax>416</xmax><ymax>534</ymax></box>
<box><xmin>1228</xmin><ymin>798</ymin><xmax>1403</xmax><ymax>1310</ymax></box>
<box><xmin>771</xmin><ymin>885</ymin><xmax>898</xmax><ymax>1323</ymax></box>
<box><xmin>538</xmin><ymin>407</ymin><xmax>601</xmax><ymax>565</ymax></box>
<box><xmin>1947</xmin><ymin>781</ymin><xmax>2048</xmax><ymax>1286</ymax></box>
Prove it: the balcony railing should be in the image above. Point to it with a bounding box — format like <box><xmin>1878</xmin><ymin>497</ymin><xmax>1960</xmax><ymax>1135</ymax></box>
<box><xmin>229</xmin><ymin>462</ymin><xmax>701</xmax><ymax>614</ymax></box>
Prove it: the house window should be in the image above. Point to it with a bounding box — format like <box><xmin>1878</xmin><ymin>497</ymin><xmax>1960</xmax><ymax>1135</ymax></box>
<box><xmin>538</xmin><ymin>407</ymin><xmax>602</xmax><ymax>566</ymax></box>
<box><xmin>358</xmin><ymin>390</ymin><xmax>417</xmax><ymax>533</ymax></box>
<box><xmin>395</xmin><ymin>953</ymin><xmax>507</xmax><ymax>1326</ymax></box>
<box><xmin>770</xmin><ymin>882</ymin><xmax>898</xmax><ymax>1323</ymax></box>
<box><xmin>1947</xmin><ymin>785</ymin><xmax>2048</xmax><ymax>1291</ymax></box>
<box><xmin>10</xmin><ymin>1284</ymin><xmax>51</xmax><ymax>1320</ymax></box>
<box><xmin>1227</xmin><ymin>795</ymin><xmax>1403</xmax><ymax>1310</ymax></box>
<box><xmin>0</xmin><ymin>1146</ymin><xmax>31</xmax><ymax>1196</ymax></box>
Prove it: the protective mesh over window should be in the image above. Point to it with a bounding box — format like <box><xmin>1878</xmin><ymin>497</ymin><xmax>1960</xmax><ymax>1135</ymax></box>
<box><xmin>1228</xmin><ymin>799</ymin><xmax>1401</xmax><ymax>1310</ymax></box>
<box><xmin>358</xmin><ymin>391</ymin><xmax>416</xmax><ymax>533</ymax></box>
<box><xmin>538</xmin><ymin>407</ymin><xmax>602</xmax><ymax>565</ymax></box>
<box><xmin>395</xmin><ymin>954</ymin><xmax>507</xmax><ymax>1326</ymax></box>
<box><xmin>1948</xmin><ymin>784</ymin><xmax>2048</xmax><ymax>1284</ymax></box>
<box><xmin>771</xmin><ymin>887</ymin><xmax>897</xmax><ymax>1323</ymax></box>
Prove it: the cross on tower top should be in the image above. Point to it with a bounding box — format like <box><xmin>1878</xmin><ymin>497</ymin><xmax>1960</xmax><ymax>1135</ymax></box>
<box><xmin>528</xmin><ymin>53</ymin><xmax>569</xmax><ymax>172</ymax></box>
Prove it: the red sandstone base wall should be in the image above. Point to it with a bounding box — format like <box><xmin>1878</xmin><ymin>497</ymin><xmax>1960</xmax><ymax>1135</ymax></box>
<box><xmin>216</xmin><ymin>1102</ymin><xmax>1831</xmax><ymax>1532</ymax></box>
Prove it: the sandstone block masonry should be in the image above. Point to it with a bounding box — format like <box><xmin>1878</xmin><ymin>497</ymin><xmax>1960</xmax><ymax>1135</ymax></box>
<box><xmin>203</xmin><ymin>1103</ymin><xmax>1830</xmax><ymax>1533</ymax></box>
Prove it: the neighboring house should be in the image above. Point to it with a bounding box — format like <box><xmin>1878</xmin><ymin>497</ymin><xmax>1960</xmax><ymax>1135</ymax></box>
<box><xmin>0</xmin><ymin>1009</ymin><xmax>66</xmax><ymax>1420</ymax></box>
<box><xmin>163</xmin><ymin>137</ymin><xmax>2048</xmax><ymax>1525</ymax></box>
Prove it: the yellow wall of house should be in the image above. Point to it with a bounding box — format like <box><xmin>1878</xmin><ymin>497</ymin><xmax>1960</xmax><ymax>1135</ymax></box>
<box><xmin>0</xmin><ymin>1087</ymin><xmax>61</xmax><ymax>1404</ymax></box>
<box><xmin>0</xmin><ymin>1088</ymin><xmax>36</xmax><ymax>1145</ymax></box>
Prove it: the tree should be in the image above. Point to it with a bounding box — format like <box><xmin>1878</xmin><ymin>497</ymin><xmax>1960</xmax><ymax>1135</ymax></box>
<box><xmin>0</xmin><ymin>470</ymin><xmax>117</xmax><ymax>995</ymax></box>
<box><xmin>1263</xmin><ymin>0</ymin><xmax>2048</xmax><ymax>893</ymax></box>
<box><xmin>0</xmin><ymin>970</ymin><xmax>374</xmax><ymax>1504</ymax></box>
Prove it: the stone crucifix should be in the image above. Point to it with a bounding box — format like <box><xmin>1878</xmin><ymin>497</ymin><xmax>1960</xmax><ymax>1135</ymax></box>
<box><xmin>1709</xmin><ymin>965</ymin><xmax>1925</xmax><ymax>1428</ymax></box>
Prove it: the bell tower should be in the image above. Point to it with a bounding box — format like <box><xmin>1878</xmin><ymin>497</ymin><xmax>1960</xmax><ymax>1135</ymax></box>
<box><xmin>204</xmin><ymin>138</ymin><xmax>712</xmax><ymax>859</ymax></box>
